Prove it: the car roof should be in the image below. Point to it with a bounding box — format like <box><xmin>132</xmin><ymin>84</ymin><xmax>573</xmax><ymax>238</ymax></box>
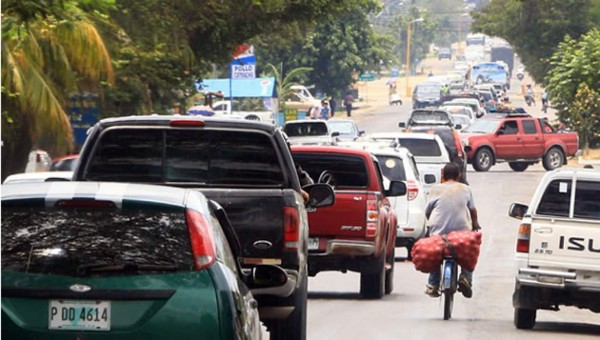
<box><xmin>290</xmin><ymin>145</ymin><xmax>373</xmax><ymax>158</ymax></box>
<box><xmin>1</xmin><ymin>181</ymin><xmax>196</xmax><ymax>209</ymax></box>
<box><xmin>369</xmin><ymin>132</ymin><xmax>439</xmax><ymax>141</ymax></box>
<box><xmin>3</xmin><ymin>171</ymin><xmax>73</xmax><ymax>184</ymax></box>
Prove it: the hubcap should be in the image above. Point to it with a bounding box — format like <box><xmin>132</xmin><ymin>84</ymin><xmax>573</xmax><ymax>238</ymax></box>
<box><xmin>479</xmin><ymin>152</ymin><xmax>490</xmax><ymax>168</ymax></box>
<box><xmin>549</xmin><ymin>151</ymin><xmax>562</xmax><ymax>168</ymax></box>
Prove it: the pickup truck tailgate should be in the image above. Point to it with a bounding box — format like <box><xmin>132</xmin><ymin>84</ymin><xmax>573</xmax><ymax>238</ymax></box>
<box><xmin>528</xmin><ymin>217</ymin><xmax>600</xmax><ymax>271</ymax></box>
<box><xmin>308</xmin><ymin>191</ymin><xmax>367</xmax><ymax>238</ymax></box>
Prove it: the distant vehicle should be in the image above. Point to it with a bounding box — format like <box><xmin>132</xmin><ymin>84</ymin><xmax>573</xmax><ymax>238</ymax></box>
<box><xmin>400</xmin><ymin>109</ymin><xmax>455</xmax><ymax>129</ymax></box>
<box><xmin>490</xmin><ymin>45</ymin><xmax>514</xmax><ymax>77</ymax></box>
<box><xmin>326</xmin><ymin>119</ymin><xmax>365</xmax><ymax>141</ymax></box>
<box><xmin>282</xmin><ymin>119</ymin><xmax>339</xmax><ymax>145</ymax></box>
<box><xmin>285</xmin><ymin>85</ymin><xmax>322</xmax><ymax>112</ymax></box>
<box><xmin>1</xmin><ymin>182</ymin><xmax>286</xmax><ymax>339</ymax></box>
<box><xmin>451</xmin><ymin>114</ymin><xmax>472</xmax><ymax>131</ymax></box>
<box><xmin>49</xmin><ymin>154</ymin><xmax>78</xmax><ymax>171</ymax></box>
<box><xmin>24</xmin><ymin>149</ymin><xmax>51</xmax><ymax>173</ymax></box>
<box><xmin>470</xmin><ymin>62</ymin><xmax>510</xmax><ymax>90</ymax></box>
<box><xmin>212</xmin><ymin>100</ymin><xmax>274</xmax><ymax>123</ymax></box>
<box><xmin>438</xmin><ymin>47</ymin><xmax>452</xmax><ymax>60</ymax></box>
<box><xmin>439</xmin><ymin>105</ymin><xmax>476</xmax><ymax>123</ymax></box>
<box><xmin>466</xmin><ymin>33</ymin><xmax>486</xmax><ymax>46</ymax></box>
<box><xmin>412</xmin><ymin>82</ymin><xmax>443</xmax><ymax>109</ymax></box>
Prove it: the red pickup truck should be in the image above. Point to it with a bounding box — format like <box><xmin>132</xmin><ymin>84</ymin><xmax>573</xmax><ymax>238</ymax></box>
<box><xmin>291</xmin><ymin>145</ymin><xmax>407</xmax><ymax>299</ymax></box>
<box><xmin>460</xmin><ymin>114</ymin><xmax>579</xmax><ymax>172</ymax></box>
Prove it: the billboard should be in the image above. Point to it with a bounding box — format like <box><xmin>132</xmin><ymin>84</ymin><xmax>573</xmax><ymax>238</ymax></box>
<box><xmin>230</xmin><ymin>45</ymin><xmax>256</xmax><ymax>79</ymax></box>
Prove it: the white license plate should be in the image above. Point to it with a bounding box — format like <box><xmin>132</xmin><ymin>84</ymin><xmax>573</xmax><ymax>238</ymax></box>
<box><xmin>49</xmin><ymin>300</ymin><xmax>111</xmax><ymax>331</ymax></box>
<box><xmin>308</xmin><ymin>237</ymin><xmax>319</xmax><ymax>250</ymax></box>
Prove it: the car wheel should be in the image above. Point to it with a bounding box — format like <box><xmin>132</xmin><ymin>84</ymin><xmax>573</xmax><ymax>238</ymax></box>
<box><xmin>360</xmin><ymin>253</ymin><xmax>385</xmax><ymax>299</ymax></box>
<box><xmin>508</xmin><ymin>162</ymin><xmax>529</xmax><ymax>172</ymax></box>
<box><xmin>472</xmin><ymin>148</ymin><xmax>493</xmax><ymax>172</ymax></box>
<box><xmin>514</xmin><ymin>308</ymin><xmax>536</xmax><ymax>329</ymax></box>
<box><xmin>384</xmin><ymin>246</ymin><xmax>395</xmax><ymax>294</ymax></box>
<box><xmin>543</xmin><ymin>147</ymin><xmax>564</xmax><ymax>171</ymax></box>
<box><xmin>269</xmin><ymin>274</ymin><xmax>307</xmax><ymax>340</ymax></box>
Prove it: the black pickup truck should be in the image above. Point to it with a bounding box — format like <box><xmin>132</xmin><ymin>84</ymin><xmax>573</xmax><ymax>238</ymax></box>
<box><xmin>72</xmin><ymin>115</ymin><xmax>335</xmax><ymax>340</ymax></box>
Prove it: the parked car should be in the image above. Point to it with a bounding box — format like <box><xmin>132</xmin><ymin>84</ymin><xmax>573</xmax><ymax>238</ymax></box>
<box><xmin>337</xmin><ymin>140</ymin><xmax>428</xmax><ymax>257</ymax></box>
<box><xmin>3</xmin><ymin>171</ymin><xmax>72</xmax><ymax>184</ymax></box>
<box><xmin>461</xmin><ymin>115</ymin><xmax>580</xmax><ymax>172</ymax></box>
<box><xmin>1</xmin><ymin>182</ymin><xmax>288</xmax><ymax>339</ymax></box>
<box><xmin>50</xmin><ymin>154</ymin><xmax>79</xmax><ymax>171</ymax></box>
<box><xmin>368</xmin><ymin>132</ymin><xmax>450</xmax><ymax>193</ymax></box>
<box><xmin>291</xmin><ymin>145</ymin><xmax>407</xmax><ymax>298</ymax></box>
<box><xmin>326</xmin><ymin>118</ymin><xmax>365</xmax><ymax>141</ymax></box>
<box><xmin>508</xmin><ymin>168</ymin><xmax>600</xmax><ymax>329</ymax></box>
<box><xmin>282</xmin><ymin>119</ymin><xmax>339</xmax><ymax>145</ymax></box>
<box><xmin>71</xmin><ymin>115</ymin><xmax>336</xmax><ymax>340</ymax></box>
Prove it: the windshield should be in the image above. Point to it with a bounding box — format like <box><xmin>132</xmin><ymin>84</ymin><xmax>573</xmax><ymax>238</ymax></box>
<box><xmin>376</xmin><ymin>155</ymin><xmax>406</xmax><ymax>181</ymax></box>
<box><xmin>284</xmin><ymin>122</ymin><xmax>329</xmax><ymax>137</ymax></box>
<box><xmin>327</xmin><ymin>121</ymin><xmax>356</xmax><ymax>135</ymax></box>
<box><xmin>463</xmin><ymin>119</ymin><xmax>501</xmax><ymax>133</ymax></box>
<box><xmin>1</xmin><ymin>206</ymin><xmax>194</xmax><ymax>277</ymax></box>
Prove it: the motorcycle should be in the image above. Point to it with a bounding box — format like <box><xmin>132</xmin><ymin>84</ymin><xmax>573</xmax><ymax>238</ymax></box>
<box><xmin>516</xmin><ymin>67</ymin><xmax>525</xmax><ymax>81</ymax></box>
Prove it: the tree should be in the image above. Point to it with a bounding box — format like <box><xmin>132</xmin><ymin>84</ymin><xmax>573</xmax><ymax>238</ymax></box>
<box><xmin>471</xmin><ymin>0</ymin><xmax>600</xmax><ymax>83</ymax></box>
<box><xmin>1</xmin><ymin>0</ymin><xmax>114</xmax><ymax>179</ymax></box>
<box><xmin>263</xmin><ymin>63</ymin><xmax>312</xmax><ymax>109</ymax></box>
<box><xmin>545</xmin><ymin>29</ymin><xmax>600</xmax><ymax>151</ymax></box>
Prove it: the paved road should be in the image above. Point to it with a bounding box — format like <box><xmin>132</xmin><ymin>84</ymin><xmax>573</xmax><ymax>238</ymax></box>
<box><xmin>305</xmin><ymin>58</ymin><xmax>599</xmax><ymax>339</ymax></box>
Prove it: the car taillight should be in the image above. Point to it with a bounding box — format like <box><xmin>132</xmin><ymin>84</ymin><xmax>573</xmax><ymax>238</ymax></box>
<box><xmin>170</xmin><ymin>120</ymin><xmax>205</xmax><ymax>127</ymax></box>
<box><xmin>453</xmin><ymin>130</ymin><xmax>464</xmax><ymax>159</ymax></box>
<box><xmin>284</xmin><ymin>206</ymin><xmax>300</xmax><ymax>250</ymax></box>
<box><xmin>516</xmin><ymin>223</ymin><xmax>531</xmax><ymax>253</ymax></box>
<box><xmin>366</xmin><ymin>194</ymin><xmax>378</xmax><ymax>237</ymax></box>
<box><xmin>186</xmin><ymin>209</ymin><xmax>216</xmax><ymax>270</ymax></box>
<box><xmin>407</xmin><ymin>179</ymin><xmax>419</xmax><ymax>201</ymax></box>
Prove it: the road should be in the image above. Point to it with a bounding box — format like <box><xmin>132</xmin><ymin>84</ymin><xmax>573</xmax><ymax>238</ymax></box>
<box><xmin>305</xmin><ymin>58</ymin><xmax>600</xmax><ymax>339</ymax></box>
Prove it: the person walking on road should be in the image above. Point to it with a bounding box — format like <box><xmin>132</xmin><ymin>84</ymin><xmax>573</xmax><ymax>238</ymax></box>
<box><xmin>424</xmin><ymin>162</ymin><xmax>481</xmax><ymax>299</ymax></box>
<box><xmin>329</xmin><ymin>97</ymin><xmax>337</xmax><ymax>117</ymax></box>
<box><xmin>344</xmin><ymin>92</ymin><xmax>354</xmax><ymax>117</ymax></box>
<box><xmin>320</xmin><ymin>100</ymin><xmax>330</xmax><ymax>120</ymax></box>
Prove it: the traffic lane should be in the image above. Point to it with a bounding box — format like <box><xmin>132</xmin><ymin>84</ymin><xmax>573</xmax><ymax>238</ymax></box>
<box><xmin>307</xmin><ymin>166</ymin><xmax>600</xmax><ymax>339</ymax></box>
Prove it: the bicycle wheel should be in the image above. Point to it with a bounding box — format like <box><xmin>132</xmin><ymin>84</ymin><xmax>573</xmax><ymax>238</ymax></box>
<box><xmin>444</xmin><ymin>289</ymin><xmax>454</xmax><ymax>320</ymax></box>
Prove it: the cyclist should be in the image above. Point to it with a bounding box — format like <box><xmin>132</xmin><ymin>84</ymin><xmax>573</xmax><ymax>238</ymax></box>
<box><xmin>424</xmin><ymin>162</ymin><xmax>481</xmax><ymax>298</ymax></box>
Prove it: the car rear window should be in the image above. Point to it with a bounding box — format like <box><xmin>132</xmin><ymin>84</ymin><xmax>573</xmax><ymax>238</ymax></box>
<box><xmin>284</xmin><ymin>123</ymin><xmax>328</xmax><ymax>137</ymax></box>
<box><xmin>1</xmin><ymin>205</ymin><xmax>194</xmax><ymax>277</ymax></box>
<box><xmin>536</xmin><ymin>180</ymin><xmax>571</xmax><ymax>217</ymax></box>
<box><xmin>85</xmin><ymin>128</ymin><xmax>284</xmax><ymax>185</ymax></box>
<box><xmin>573</xmin><ymin>180</ymin><xmax>600</xmax><ymax>219</ymax></box>
<box><xmin>397</xmin><ymin>138</ymin><xmax>442</xmax><ymax>157</ymax></box>
<box><xmin>376</xmin><ymin>155</ymin><xmax>406</xmax><ymax>181</ymax></box>
<box><xmin>293</xmin><ymin>153</ymin><xmax>369</xmax><ymax>188</ymax></box>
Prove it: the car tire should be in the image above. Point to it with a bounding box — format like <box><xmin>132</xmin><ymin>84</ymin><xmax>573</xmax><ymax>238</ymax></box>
<box><xmin>360</xmin><ymin>253</ymin><xmax>385</xmax><ymax>299</ymax></box>
<box><xmin>472</xmin><ymin>148</ymin><xmax>493</xmax><ymax>172</ymax></box>
<box><xmin>268</xmin><ymin>274</ymin><xmax>307</xmax><ymax>340</ymax></box>
<box><xmin>514</xmin><ymin>308</ymin><xmax>536</xmax><ymax>329</ymax></box>
<box><xmin>508</xmin><ymin>162</ymin><xmax>529</xmax><ymax>172</ymax></box>
<box><xmin>384</xmin><ymin>246</ymin><xmax>395</xmax><ymax>294</ymax></box>
<box><xmin>543</xmin><ymin>147</ymin><xmax>564</xmax><ymax>171</ymax></box>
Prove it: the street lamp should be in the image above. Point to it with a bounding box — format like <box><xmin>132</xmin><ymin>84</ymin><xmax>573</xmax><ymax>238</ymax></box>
<box><xmin>405</xmin><ymin>18</ymin><xmax>424</xmax><ymax>97</ymax></box>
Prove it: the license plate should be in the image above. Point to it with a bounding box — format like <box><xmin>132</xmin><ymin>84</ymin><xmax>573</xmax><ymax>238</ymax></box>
<box><xmin>308</xmin><ymin>237</ymin><xmax>319</xmax><ymax>250</ymax></box>
<box><xmin>49</xmin><ymin>300</ymin><xmax>111</xmax><ymax>331</ymax></box>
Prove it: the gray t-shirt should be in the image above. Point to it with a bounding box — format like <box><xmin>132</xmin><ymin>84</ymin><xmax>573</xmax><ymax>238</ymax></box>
<box><xmin>425</xmin><ymin>181</ymin><xmax>475</xmax><ymax>236</ymax></box>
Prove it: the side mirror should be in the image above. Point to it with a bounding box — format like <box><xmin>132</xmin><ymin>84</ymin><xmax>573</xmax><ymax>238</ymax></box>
<box><xmin>385</xmin><ymin>180</ymin><xmax>407</xmax><ymax>197</ymax></box>
<box><xmin>508</xmin><ymin>203</ymin><xmax>528</xmax><ymax>220</ymax></box>
<box><xmin>358</xmin><ymin>130</ymin><xmax>365</xmax><ymax>136</ymax></box>
<box><xmin>455</xmin><ymin>124</ymin><xmax>462</xmax><ymax>130</ymax></box>
<box><xmin>331</xmin><ymin>131</ymin><xmax>340</xmax><ymax>137</ymax></box>
<box><xmin>464</xmin><ymin>145</ymin><xmax>472</xmax><ymax>153</ymax></box>
<box><xmin>245</xmin><ymin>265</ymin><xmax>288</xmax><ymax>289</ymax></box>
<box><xmin>304</xmin><ymin>183</ymin><xmax>335</xmax><ymax>208</ymax></box>
<box><xmin>398</xmin><ymin>122</ymin><xmax>406</xmax><ymax>128</ymax></box>
<box><xmin>424</xmin><ymin>174</ymin><xmax>437</xmax><ymax>184</ymax></box>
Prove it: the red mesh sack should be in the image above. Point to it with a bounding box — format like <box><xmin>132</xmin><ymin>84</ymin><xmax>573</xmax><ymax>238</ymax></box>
<box><xmin>443</xmin><ymin>231</ymin><xmax>482</xmax><ymax>272</ymax></box>
<box><xmin>410</xmin><ymin>235</ymin><xmax>444</xmax><ymax>273</ymax></box>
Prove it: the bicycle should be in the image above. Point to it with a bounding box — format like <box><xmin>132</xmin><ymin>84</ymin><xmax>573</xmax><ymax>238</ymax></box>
<box><xmin>440</xmin><ymin>240</ymin><xmax>459</xmax><ymax>320</ymax></box>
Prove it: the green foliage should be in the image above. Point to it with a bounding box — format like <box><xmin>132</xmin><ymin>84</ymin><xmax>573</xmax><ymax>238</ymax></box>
<box><xmin>263</xmin><ymin>63</ymin><xmax>312</xmax><ymax>108</ymax></box>
<box><xmin>545</xmin><ymin>29</ymin><xmax>600</xmax><ymax>149</ymax></box>
<box><xmin>472</xmin><ymin>0</ymin><xmax>600</xmax><ymax>83</ymax></box>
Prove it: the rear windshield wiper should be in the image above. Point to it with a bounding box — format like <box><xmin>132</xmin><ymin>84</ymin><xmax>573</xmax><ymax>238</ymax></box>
<box><xmin>76</xmin><ymin>261</ymin><xmax>179</xmax><ymax>276</ymax></box>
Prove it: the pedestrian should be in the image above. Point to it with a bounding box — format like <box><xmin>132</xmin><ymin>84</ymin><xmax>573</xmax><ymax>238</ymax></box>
<box><xmin>320</xmin><ymin>100</ymin><xmax>330</xmax><ymax>120</ymax></box>
<box><xmin>309</xmin><ymin>105</ymin><xmax>321</xmax><ymax>120</ymax></box>
<box><xmin>329</xmin><ymin>97</ymin><xmax>337</xmax><ymax>117</ymax></box>
<box><xmin>424</xmin><ymin>162</ymin><xmax>481</xmax><ymax>299</ymax></box>
<box><xmin>344</xmin><ymin>92</ymin><xmax>354</xmax><ymax>117</ymax></box>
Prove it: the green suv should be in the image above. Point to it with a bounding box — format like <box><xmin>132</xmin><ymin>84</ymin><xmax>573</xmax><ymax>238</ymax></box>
<box><xmin>1</xmin><ymin>182</ymin><xmax>286</xmax><ymax>339</ymax></box>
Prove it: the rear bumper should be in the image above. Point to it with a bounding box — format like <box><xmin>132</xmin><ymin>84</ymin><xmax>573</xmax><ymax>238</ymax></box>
<box><xmin>516</xmin><ymin>268</ymin><xmax>600</xmax><ymax>292</ymax></box>
<box><xmin>307</xmin><ymin>240</ymin><xmax>380</xmax><ymax>276</ymax></box>
<box><xmin>323</xmin><ymin>240</ymin><xmax>375</xmax><ymax>257</ymax></box>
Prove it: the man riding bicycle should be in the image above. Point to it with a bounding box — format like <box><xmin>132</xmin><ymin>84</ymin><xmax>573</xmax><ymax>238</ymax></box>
<box><xmin>424</xmin><ymin>163</ymin><xmax>481</xmax><ymax>298</ymax></box>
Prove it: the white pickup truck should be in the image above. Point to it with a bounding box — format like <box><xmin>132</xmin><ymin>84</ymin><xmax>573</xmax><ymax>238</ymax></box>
<box><xmin>212</xmin><ymin>100</ymin><xmax>274</xmax><ymax>123</ymax></box>
<box><xmin>508</xmin><ymin>167</ymin><xmax>600</xmax><ymax>329</ymax></box>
